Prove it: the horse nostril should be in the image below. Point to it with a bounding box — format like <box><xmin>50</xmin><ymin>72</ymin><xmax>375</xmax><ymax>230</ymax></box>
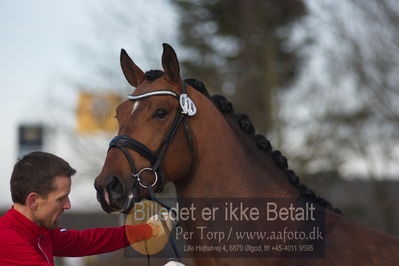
<box><xmin>106</xmin><ymin>176</ymin><xmax>125</xmax><ymax>200</ymax></box>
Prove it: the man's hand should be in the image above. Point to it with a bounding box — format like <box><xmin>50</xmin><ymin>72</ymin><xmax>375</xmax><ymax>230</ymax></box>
<box><xmin>147</xmin><ymin>212</ymin><xmax>175</xmax><ymax>238</ymax></box>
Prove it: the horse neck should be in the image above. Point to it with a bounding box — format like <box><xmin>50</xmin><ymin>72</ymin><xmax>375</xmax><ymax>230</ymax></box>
<box><xmin>174</xmin><ymin>97</ymin><xmax>299</xmax><ymax>199</ymax></box>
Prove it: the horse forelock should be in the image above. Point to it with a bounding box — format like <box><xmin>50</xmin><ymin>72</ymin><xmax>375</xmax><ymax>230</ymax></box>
<box><xmin>141</xmin><ymin>71</ymin><xmax>211</xmax><ymax>98</ymax></box>
<box><xmin>144</xmin><ymin>70</ymin><xmax>165</xmax><ymax>81</ymax></box>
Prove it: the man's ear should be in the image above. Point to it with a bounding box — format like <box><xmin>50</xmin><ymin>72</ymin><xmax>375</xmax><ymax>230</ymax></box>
<box><xmin>25</xmin><ymin>192</ymin><xmax>40</xmax><ymax>210</ymax></box>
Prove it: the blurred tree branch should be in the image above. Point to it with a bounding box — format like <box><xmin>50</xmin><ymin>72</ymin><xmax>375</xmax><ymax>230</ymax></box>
<box><xmin>283</xmin><ymin>0</ymin><xmax>399</xmax><ymax>182</ymax></box>
<box><xmin>172</xmin><ymin>0</ymin><xmax>306</xmax><ymax>133</ymax></box>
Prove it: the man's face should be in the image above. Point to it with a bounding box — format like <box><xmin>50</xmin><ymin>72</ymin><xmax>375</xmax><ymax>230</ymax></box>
<box><xmin>33</xmin><ymin>176</ymin><xmax>71</xmax><ymax>229</ymax></box>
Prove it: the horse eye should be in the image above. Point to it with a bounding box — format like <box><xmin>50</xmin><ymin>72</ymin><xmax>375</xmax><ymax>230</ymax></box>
<box><xmin>153</xmin><ymin>109</ymin><xmax>168</xmax><ymax>119</ymax></box>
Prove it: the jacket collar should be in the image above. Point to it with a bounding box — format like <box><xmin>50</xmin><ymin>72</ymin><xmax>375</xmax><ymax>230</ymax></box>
<box><xmin>6</xmin><ymin>206</ymin><xmax>49</xmax><ymax>238</ymax></box>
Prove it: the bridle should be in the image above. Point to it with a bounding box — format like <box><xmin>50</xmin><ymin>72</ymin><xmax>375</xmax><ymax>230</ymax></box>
<box><xmin>108</xmin><ymin>81</ymin><xmax>196</xmax><ymax>214</ymax></box>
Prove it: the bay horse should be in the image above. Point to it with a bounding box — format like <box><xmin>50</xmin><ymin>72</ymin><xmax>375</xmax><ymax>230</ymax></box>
<box><xmin>94</xmin><ymin>43</ymin><xmax>399</xmax><ymax>265</ymax></box>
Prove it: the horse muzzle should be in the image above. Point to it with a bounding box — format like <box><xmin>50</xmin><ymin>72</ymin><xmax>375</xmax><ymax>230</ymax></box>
<box><xmin>95</xmin><ymin>176</ymin><xmax>129</xmax><ymax>213</ymax></box>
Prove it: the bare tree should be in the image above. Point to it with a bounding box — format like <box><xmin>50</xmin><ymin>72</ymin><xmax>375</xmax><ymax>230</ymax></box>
<box><xmin>283</xmin><ymin>0</ymin><xmax>399</xmax><ymax>180</ymax></box>
<box><xmin>172</xmin><ymin>0</ymin><xmax>306</xmax><ymax>134</ymax></box>
<box><xmin>280</xmin><ymin>0</ymin><xmax>399</xmax><ymax>234</ymax></box>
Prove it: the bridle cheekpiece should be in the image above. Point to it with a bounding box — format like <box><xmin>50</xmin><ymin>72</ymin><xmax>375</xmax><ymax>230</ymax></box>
<box><xmin>108</xmin><ymin>82</ymin><xmax>196</xmax><ymax>213</ymax></box>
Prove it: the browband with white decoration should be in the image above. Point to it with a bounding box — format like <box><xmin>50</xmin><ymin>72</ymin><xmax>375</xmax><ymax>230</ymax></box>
<box><xmin>127</xmin><ymin>89</ymin><xmax>197</xmax><ymax>116</ymax></box>
<box><xmin>128</xmin><ymin>90</ymin><xmax>178</xmax><ymax>101</ymax></box>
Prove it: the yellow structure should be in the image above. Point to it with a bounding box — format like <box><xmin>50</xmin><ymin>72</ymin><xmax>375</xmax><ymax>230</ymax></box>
<box><xmin>77</xmin><ymin>92</ymin><xmax>121</xmax><ymax>134</ymax></box>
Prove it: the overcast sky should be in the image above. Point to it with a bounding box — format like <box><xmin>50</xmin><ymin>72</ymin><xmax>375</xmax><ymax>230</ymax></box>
<box><xmin>0</xmin><ymin>0</ymin><xmax>178</xmax><ymax>209</ymax></box>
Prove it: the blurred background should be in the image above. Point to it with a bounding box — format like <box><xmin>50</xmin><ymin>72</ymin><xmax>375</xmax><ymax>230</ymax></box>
<box><xmin>1</xmin><ymin>0</ymin><xmax>399</xmax><ymax>265</ymax></box>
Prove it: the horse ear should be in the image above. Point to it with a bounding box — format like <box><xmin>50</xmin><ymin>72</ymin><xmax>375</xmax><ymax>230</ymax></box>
<box><xmin>120</xmin><ymin>49</ymin><xmax>145</xmax><ymax>87</ymax></box>
<box><xmin>162</xmin><ymin>43</ymin><xmax>181</xmax><ymax>83</ymax></box>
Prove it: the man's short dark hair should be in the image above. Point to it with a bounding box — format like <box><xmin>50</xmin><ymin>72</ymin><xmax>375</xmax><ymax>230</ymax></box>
<box><xmin>10</xmin><ymin>151</ymin><xmax>76</xmax><ymax>204</ymax></box>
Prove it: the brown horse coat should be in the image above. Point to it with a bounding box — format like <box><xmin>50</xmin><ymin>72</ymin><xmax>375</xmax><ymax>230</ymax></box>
<box><xmin>95</xmin><ymin>44</ymin><xmax>399</xmax><ymax>266</ymax></box>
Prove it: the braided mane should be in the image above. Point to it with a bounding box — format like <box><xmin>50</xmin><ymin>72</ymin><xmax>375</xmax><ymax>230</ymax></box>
<box><xmin>209</xmin><ymin>94</ymin><xmax>341</xmax><ymax>214</ymax></box>
<box><xmin>144</xmin><ymin>71</ymin><xmax>340</xmax><ymax>214</ymax></box>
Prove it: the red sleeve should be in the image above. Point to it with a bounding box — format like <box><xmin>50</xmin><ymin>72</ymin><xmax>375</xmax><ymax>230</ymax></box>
<box><xmin>52</xmin><ymin>224</ymin><xmax>152</xmax><ymax>257</ymax></box>
<box><xmin>0</xmin><ymin>228</ymin><xmax>50</xmax><ymax>266</ymax></box>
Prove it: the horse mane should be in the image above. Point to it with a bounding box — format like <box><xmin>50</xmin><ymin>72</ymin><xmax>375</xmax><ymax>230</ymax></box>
<box><xmin>144</xmin><ymin>71</ymin><xmax>340</xmax><ymax>214</ymax></box>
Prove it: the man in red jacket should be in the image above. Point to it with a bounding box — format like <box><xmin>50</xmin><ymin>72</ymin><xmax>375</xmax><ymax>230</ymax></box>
<box><xmin>0</xmin><ymin>151</ymin><xmax>166</xmax><ymax>266</ymax></box>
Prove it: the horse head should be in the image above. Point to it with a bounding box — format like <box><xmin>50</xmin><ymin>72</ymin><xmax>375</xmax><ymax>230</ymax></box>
<box><xmin>95</xmin><ymin>44</ymin><xmax>196</xmax><ymax>213</ymax></box>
